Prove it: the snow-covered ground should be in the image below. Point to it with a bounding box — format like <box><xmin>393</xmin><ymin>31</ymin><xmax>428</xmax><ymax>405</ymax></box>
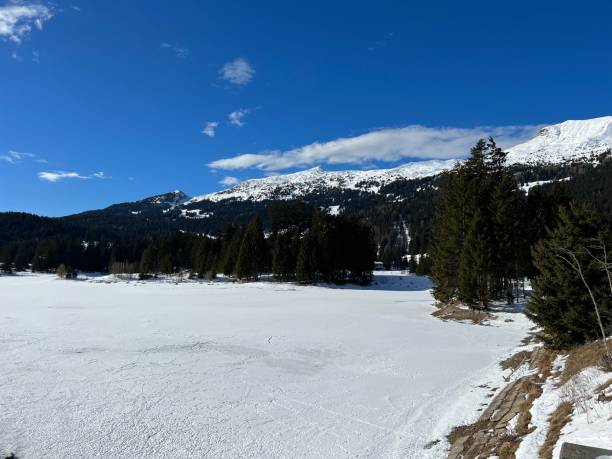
<box><xmin>1</xmin><ymin>272</ymin><xmax>530</xmax><ymax>458</ymax></box>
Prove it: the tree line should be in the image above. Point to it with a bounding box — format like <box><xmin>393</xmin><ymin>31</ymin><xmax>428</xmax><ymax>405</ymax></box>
<box><xmin>430</xmin><ymin>138</ymin><xmax>611</xmax><ymax>348</ymax></box>
<box><xmin>0</xmin><ymin>209</ymin><xmax>376</xmax><ymax>284</ymax></box>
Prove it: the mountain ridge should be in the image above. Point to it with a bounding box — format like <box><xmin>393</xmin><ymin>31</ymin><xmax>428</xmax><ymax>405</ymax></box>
<box><xmin>190</xmin><ymin>116</ymin><xmax>612</xmax><ymax>203</ymax></box>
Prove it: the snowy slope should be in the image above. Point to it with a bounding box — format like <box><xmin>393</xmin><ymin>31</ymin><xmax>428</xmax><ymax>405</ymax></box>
<box><xmin>191</xmin><ymin>159</ymin><xmax>458</xmax><ymax>203</ymax></box>
<box><xmin>193</xmin><ymin>116</ymin><xmax>611</xmax><ymax>203</ymax></box>
<box><xmin>506</xmin><ymin>116</ymin><xmax>612</xmax><ymax>165</ymax></box>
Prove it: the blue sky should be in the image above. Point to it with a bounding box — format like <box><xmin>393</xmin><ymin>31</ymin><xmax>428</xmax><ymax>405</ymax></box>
<box><xmin>1</xmin><ymin>0</ymin><xmax>612</xmax><ymax>216</ymax></box>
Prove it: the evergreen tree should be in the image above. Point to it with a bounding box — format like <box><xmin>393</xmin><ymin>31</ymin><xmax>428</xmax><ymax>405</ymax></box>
<box><xmin>490</xmin><ymin>174</ymin><xmax>523</xmax><ymax>301</ymax></box>
<box><xmin>310</xmin><ymin>209</ymin><xmax>329</xmax><ymax>280</ymax></box>
<box><xmin>527</xmin><ymin>205</ymin><xmax>612</xmax><ymax>347</ymax></box>
<box><xmin>408</xmin><ymin>255</ymin><xmax>418</xmax><ymax>273</ymax></box>
<box><xmin>13</xmin><ymin>246</ymin><xmax>30</xmax><ymax>271</ymax></box>
<box><xmin>431</xmin><ymin>169</ymin><xmax>472</xmax><ymax>301</ymax></box>
<box><xmin>235</xmin><ymin>216</ymin><xmax>266</xmax><ymax>280</ymax></box>
<box><xmin>159</xmin><ymin>253</ymin><xmax>174</xmax><ymax>274</ymax></box>
<box><xmin>139</xmin><ymin>246</ymin><xmax>156</xmax><ymax>274</ymax></box>
<box><xmin>296</xmin><ymin>232</ymin><xmax>316</xmax><ymax>283</ymax></box>
<box><xmin>272</xmin><ymin>230</ymin><xmax>298</xmax><ymax>280</ymax></box>
<box><xmin>220</xmin><ymin>225</ymin><xmax>244</xmax><ymax>276</ymax></box>
<box><xmin>458</xmin><ymin>209</ymin><xmax>494</xmax><ymax>308</ymax></box>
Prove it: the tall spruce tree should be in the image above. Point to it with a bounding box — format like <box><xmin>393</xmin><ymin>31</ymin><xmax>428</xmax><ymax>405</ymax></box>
<box><xmin>272</xmin><ymin>230</ymin><xmax>298</xmax><ymax>280</ymax></box>
<box><xmin>431</xmin><ymin>170</ymin><xmax>468</xmax><ymax>301</ymax></box>
<box><xmin>527</xmin><ymin>205</ymin><xmax>612</xmax><ymax>347</ymax></box>
<box><xmin>220</xmin><ymin>225</ymin><xmax>244</xmax><ymax>276</ymax></box>
<box><xmin>458</xmin><ymin>209</ymin><xmax>494</xmax><ymax>308</ymax></box>
<box><xmin>235</xmin><ymin>215</ymin><xmax>266</xmax><ymax>280</ymax></box>
<box><xmin>296</xmin><ymin>232</ymin><xmax>316</xmax><ymax>283</ymax></box>
<box><xmin>490</xmin><ymin>174</ymin><xmax>523</xmax><ymax>301</ymax></box>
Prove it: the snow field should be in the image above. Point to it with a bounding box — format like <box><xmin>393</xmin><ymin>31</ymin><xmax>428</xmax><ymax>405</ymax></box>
<box><xmin>1</xmin><ymin>272</ymin><xmax>530</xmax><ymax>458</ymax></box>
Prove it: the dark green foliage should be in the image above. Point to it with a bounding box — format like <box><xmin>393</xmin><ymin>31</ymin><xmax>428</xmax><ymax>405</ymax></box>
<box><xmin>235</xmin><ymin>216</ymin><xmax>267</xmax><ymax>280</ymax></box>
<box><xmin>220</xmin><ymin>225</ymin><xmax>244</xmax><ymax>276</ymax></box>
<box><xmin>408</xmin><ymin>255</ymin><xmax>418</xmax><ymax>273</ymax></box>
<box><xmin>458</xmin><ymin>209</ymin><xmax>494</xmax><ymax>307</ymax></box>
<box><xmin>430</xmin><ymin>138</ymin><xmax>556</xmax><ymax>307</ymax></box>
<box><xmin>272</xmin><ymin>229</ymin><xmax>299</xmax><ymax>280</ymax></box>
<box><xmin>527</xmin><ymin>205</ymin><xmax>612</xmax><ymax>347</ymax></box>
<box><xmin>296</xmin><ymin>232</ymin><xmax>316</xmax><ymax>283</ymax></box>
<box><xmin>415</xmin><ymin>255</ymin><xmax>432</xmax><ymax>276</ymax></box>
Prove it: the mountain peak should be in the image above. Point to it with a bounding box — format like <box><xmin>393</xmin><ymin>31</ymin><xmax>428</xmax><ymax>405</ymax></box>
<box><xmin>145</xmin><ymin>190</ymin><xmax>189</xmax><ymax>206</ymax></box>
<box><xmin>507</xmin><ymin>116</ymin><xmax>612</xmax><ymax>165</ymax></box>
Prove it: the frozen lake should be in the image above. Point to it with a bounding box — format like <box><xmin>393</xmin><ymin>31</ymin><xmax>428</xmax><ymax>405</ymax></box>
<box><xmin>0</xmin><ymin>273</ymin><xmax>529</xmax><ymax>458</ymax></box>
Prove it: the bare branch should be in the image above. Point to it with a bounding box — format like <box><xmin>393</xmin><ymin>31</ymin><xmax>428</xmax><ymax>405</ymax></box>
<box><xmin>551</xmin><ymin>243</ymin><xmax>611</xmax><ymax>361</ymax></box>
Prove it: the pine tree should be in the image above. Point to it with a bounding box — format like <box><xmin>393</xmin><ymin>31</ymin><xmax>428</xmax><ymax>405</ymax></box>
<box><xmin>159</xmin><ymin>253</ymin><xmax>173</xmax><ymax>274</ymax></box>
<box><xmin>310</xmin><ymin>209</ymin><xmax>329</xmax><ymax>280</ymax></box>
<box><xmin>139</xmin><ymin>246</ymin><xmax>156</xmax><ymax>275</ymax></box>
<box><xmin>490</xmin><ymin>174</ymin><xmax>523</xmax><ymax>301</ymax></box>
<box><xmin>527</xmin><ymin>205</ymin><xmax>611</xmax><ymax>347</ymax></box>
<box><xmin>13</xmin><ymin>247</ymin><xmax>30</xmax><ymax>271</ymax></box>
<box><xmin>431</xmin><ymin>169</ymin><xmax>472</xmax><ymax>301</ymax></box>
<box><xmin>408</xmin><ymin>255</ymin><xmax>418</xmax><ymax>273</ymax></box>
<box><xmin>220</xmin><ymin>225</ymin><xmax>244</xmax><ymax>276</ymax></box>
<box><xmin>296</xmin><ymin>232</ymin><xmax>316</xmax><ymax>283</ymax></box>
<box><xmin>272</xmin><ymin>230</ymin><xmax>298</xmax><ymax>280</ymax></box>
<box><xmin>235</xmin><ymin>216</ymin><xmax>266</xmax><ymax>280</ymax></box>
<box><xmin>458</xmin><ymin>209</ymin><xmax>494</xmax><ymax>308</ymax></box>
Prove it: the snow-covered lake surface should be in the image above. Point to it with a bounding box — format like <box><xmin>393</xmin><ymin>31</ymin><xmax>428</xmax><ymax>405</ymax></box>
<box><xmin>1</xmin><ymin>272</ymin><xmax>531</xmax><ymax>458</ymax></box>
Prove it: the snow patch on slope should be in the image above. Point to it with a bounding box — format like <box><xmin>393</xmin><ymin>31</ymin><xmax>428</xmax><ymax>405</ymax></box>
<box><xmin>507</xmin><ymin>116</ymin><xmax>612</xmax><ymax>165</ymax></box>
<box><xmin>191</xmin><ymin>159</ymin><xmax>458</xmax><ymax>203</ymax></box>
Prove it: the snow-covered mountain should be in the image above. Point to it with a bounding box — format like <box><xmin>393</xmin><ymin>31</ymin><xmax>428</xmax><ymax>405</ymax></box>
<box><xmin>191</xmin><ymin>116</ymin><xmax>611</xmax><ymax>203</ymax></box>
<box><xmin>190</xmin><ymin>159</ymin><xmax>458</xmax><ymax>203</ymax></box>
<box><xmin>144</xmin><ymin>190</ymin><xmax>189</xmax><ymax>207</ymax></box>
<box><xmin>506</xmin><ymin>116</ymin><xmax>612</xmax><ymax>165</ymax></box>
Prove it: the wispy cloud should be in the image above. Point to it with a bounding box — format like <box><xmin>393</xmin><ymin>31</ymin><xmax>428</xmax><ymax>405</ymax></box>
<box><xmin>0</xmin><ymin>150</ymin><xmax>39</xmax><ymax>163</ymax></box>
<box><xmin>201</xmin><ymin>121</ymin><xmax>219</xmax><ymax>138</ymax></box>
<box><xmin>160</xmin><ymin>42</ymin><xmax>189</xmax><ymax>58</ymax></box>
<box><xmin>0</xmin><ymin>2</ymin><xmax>54</xmax><ymax>44</ymax></box>
<box><xmin>219</xmin><ymin>176</ymin><xmax>240</xmax><ymax>186</ymax></box>
<box><xmin>31</xmin><ymin>49</ymin><xmax>38</xmax><ymax>62</ymax></box>
<box><xmin>38</xmin><ymin>170</ymin><xmax>108</xmax><ymax>182</ymax></box>
<box><xmin>219</xmin><ymin>57</ymin><xmax>254</xmax><ymax>85</ymax></box>
<box><xmin>208</xmin><ymin>124</ymin><xmax>539</xmax><ymax>171</ymax></box>
<box><xmin>367</xmin><ymin>32</ymin><xmax>394</xmax><ymax>52</ymax></box>
<box><xmin>228</xmin><ymin>108</ymin><xmax>249</xmax><ymax>127</ymax></box>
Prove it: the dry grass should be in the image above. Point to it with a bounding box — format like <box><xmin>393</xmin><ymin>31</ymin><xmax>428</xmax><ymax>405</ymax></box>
<box><xmin>432</xmin><ymin>304</ymin><xmax>492</xmax><ymax>324</ymax></box>
<box><xmin>500</xmin><ymin>350</ymin><xmax>533</xmax><ymax>371</ymax></box>
<box><xmin>596</xmin><ymin>378</ymin><xmax>612</xmax><ymax>402</ymax></box>
<box><xmin>560</xmin><ymin>339</ymin><xmax>611</xmax><ymax>385</ymax></box>
<box><xmin>539</xmin><ymin>401</ymin><xmax>573</xmax><ymax>459</ymax></box>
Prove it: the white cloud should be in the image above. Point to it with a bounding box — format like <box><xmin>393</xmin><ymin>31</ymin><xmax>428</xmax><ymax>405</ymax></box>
<box><xmin>219</xmin><ymin>176</ymin><xmax>240</xmax><ymax>186</ymax></box>
<box><xmin>160</xmin><ymin>42</ymin><xmax>189</xmax><ymax>58</ymax></box>
<box><xmin>37</xmin><ymin>170</ymin><xmax>108</xmax><ymax>182</ymax></box>
<box><xmin>228</xmin><ymin>108</ymin><xmax>249</xmax><ymax>127</ymax></box>
<box><xmin>202</xmin><ymin>121</ymin><xmax>219</xmax><ymax>138</ymax></box>
<box><xmin>10</xmin><ymin>50</ymin><xmax>20</xmax><ymax>60</ymax></box>
<box><xmin>0</xmin><ymin>2</ymin><xmax>54</xmax><ymax>44</ymax></box>
<box><xmin>208</xmin><ymin>124</ymin><xmax>539</xmax><ymax>171</ymax></box>
<box><xmin>219</xmin><ymin>57</ymin><xmax>254</xmax><ymax>85</ymax></box>
<box><xmin>31</xmin><ymin>49</ymin><xmax>38</xmax><ymax>62</ymax></box>
<box><xmin>0</xmin><ymin>150</ymin><xmax>36</xmax><ymax>163</ymax></box>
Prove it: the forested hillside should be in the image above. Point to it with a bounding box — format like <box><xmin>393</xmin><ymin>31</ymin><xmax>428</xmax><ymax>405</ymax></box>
<box><xmin>0</xmin><ymin>149</ymin><xmax>610</xmax><ymax>280</ymax></box>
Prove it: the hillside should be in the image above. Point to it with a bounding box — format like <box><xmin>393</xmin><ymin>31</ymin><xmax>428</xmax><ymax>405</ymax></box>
<box><xmin>0</xmin><ymin>117</ymin><xmax>611</xmax><ymax>251</ymax></box>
